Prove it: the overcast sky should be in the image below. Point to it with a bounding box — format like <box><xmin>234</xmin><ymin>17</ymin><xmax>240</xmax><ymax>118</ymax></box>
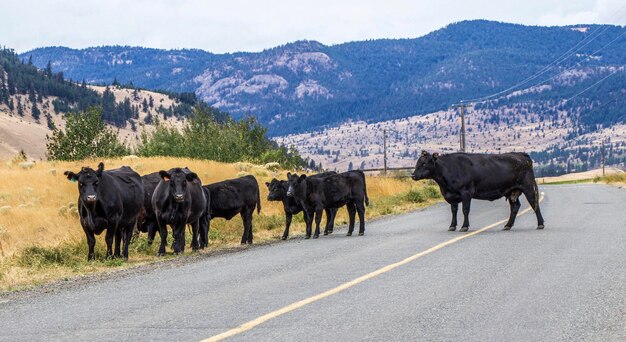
<box><xmin>1</xmin><ymin>0</ymin><xmax>625</xmax><ymax>53</ymax></box>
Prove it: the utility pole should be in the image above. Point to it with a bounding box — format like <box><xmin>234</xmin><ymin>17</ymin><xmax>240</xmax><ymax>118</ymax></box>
<box><xmin>451</xmin><ymin>103</ymin><xmax>469</xmax><ymax>152</ymax></box>
<box><xmin>601</xmin><ymin>140</ymin><xmax>606</xmax><ymax>177</ymax></box>
<box><xmin>383</xmin><ymin>129</ymin><xmax>387</xmax><ymax>175</ymax></box>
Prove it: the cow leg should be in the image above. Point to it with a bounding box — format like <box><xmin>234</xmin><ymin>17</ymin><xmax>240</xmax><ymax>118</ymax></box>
<box><xmin>113</xmin><ymin>228</ymin><xmax>122</xmax><ymax>258</ymax></box>
<box><xmin>504</xmin><ymin>191</ymin><xmax>522</xmax><ymax>230</ymax></box>
<box><xmin>122</xmin><ymin>224</ymin><xmax>134</xmax><ymax>260</ymax></box>
<box><xmin>84</xmin><ymin>229</ymin><xmax>96</xmax><ymax>261</ymax></box>
<box><xmin>523</xmin><ymin>186</ymin><xmax>545</xmax><ymax>229</ymax></box>
<box><xmin>190</xmin><ymin>219</ymin><xmax>200</xmax><ymax>251</ymax></box>
<box><xmin>356</xmin><ymin>201</ymin><xmax>366</xmax><ymax>236</ymax></box>
<box><xmin>449</xmin><ymin>203</ymin><xmax>458</xmax><ymax>231</ymax></box>
<box><xmin>282</xmin><ymin>212</ymin><xmax>292</xmax><ymax>240</ymax></box>
<box><xmin>173</xmin><ymin>223</ymin><xmax>185</xmax><ymax>254</ymax></box>
<box><xmin>240</xmin><ymin>212</ymin><xmax>247</xmax><ymax>244</ymax></box>
<box><xmin>240</xmin><ymin>209</ymin><xmax>252</xmax><ymax>244</ymax></box>
<box><xmin>304</xmin><ymin>211</ymin><xmax>313</xmax><ymax>239</ymax></box>
<box><xmin>459</xmin><ymin>197</ymin><xmax>472</xmax><ymax>232</ymax></box>
<box><xmin>239</xmin><ymin>212</ymin><xmax>246</xmax><ymax>244</ymax></box>
<box><xmin>147</xmin><ymin>221</ymin><xmax>157</xmax><ymax>245</ymax></box>
<box><xmin>328</xmin><ymin>208</ymin><xmax>338</xmax><ymax>234</ymax></box>
<box><xmin>198</xmin><ymin>215</ymin><xmax>209</xmax><ymax>249</ymax></box>
<box><xmin>346</xmin><ymin>203</ymin><xmax>356</xmax><ymax>236</ymax></box>
<box><xmin>156</xmin><ymin>219</ymin><xmax>168</xmax><ymax>256</ymax></box>
<box><xmin>323</xmin><ymin>208</ymin><xmax>334</xmax><ymax>235</ymax></box>
<box><xmin>247</xmin><ymin>210</ymin><xmax>254</xmax><ymax>244</ymax></box>
<box><xmin>313</xmin><ymin>208</ymin><xmax>323</xmax><ymax>238</ymax></box>
<box><xmin>104</xmin><ymin>228</ymin><xmax>115</xmax><ymax>259</ymax></box>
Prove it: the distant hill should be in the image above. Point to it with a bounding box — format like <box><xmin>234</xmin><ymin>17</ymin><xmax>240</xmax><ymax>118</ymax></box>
<box><xmin>0</xmin><ymin>47</ymin><xmax>221</xmax><ymax>159</ymax></box>
<box><xmin>22</xmin><ymin>20</ymin><xmax>626</xmax><ymax>136</ymax></box>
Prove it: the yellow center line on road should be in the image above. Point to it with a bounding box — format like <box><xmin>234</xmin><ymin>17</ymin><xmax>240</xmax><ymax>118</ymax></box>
<box><xmin>201</xmin><ymin>193</ymin><xmax>546</xmax><ymax>342</ymax></box>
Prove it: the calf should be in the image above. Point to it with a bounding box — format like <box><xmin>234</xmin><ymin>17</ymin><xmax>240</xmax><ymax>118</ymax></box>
<box><xmin>136</xmin><ymin>172</ymin><xmax>161</xmax><ymax>243</ymax></box>
<box><xmin>411</xmin><ymin>151</ymin><xmax>544</xmax><ymax>231</ymax></box>
<box><xmin>287</xmin><ymin>170</ymin><xmax>369</xmax><ymax>238</ymax></box>
<box><xmin>152</xmin><ymin>168</ymin><xmax>207</xmax><ymax>255</ymax></box>
<box><xmin>64</xmin><ymin>163</ymin><xmax>143</xmax><ymax>260</ymax></box>
<box><xmin>200</xmin><ymin>175</ymin><xmax>261</xmax><ymax>246</ymax></box>
<box><xmin>266</xmin><ymin>172</ymin><xmax>338</xmax><ymax>240</ymax></box>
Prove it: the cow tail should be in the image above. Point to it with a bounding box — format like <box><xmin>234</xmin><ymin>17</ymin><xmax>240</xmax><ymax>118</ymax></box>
<box><xmin>256</xmin><ymin>187</ymin><xmax>262</xmax><ymax>214</ymax></box>
<box><xmin>359</xmin><ymin>170</ymin><xmax>370</xmax><ymax>207</ymax></box>
<box><xmin>533</xmin><ymin>179</ymin><xmax>539</xmax><ymax>212</ymax></box>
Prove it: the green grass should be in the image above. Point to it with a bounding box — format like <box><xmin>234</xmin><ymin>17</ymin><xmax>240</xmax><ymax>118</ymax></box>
<box><xmin>541</xmin><ymin>178</ymin><xmax>594</xmax><ymax>185</ymax></box>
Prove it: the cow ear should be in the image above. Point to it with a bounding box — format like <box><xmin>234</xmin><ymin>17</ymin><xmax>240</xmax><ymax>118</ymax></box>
<box><xmin>433</xmin><ymin>153</ymin><xmax>439</xmax><ymax>159</ymax></box>
<box><xmin>299</xmin><ymin>174</ymin><xmax>307</xmax><ymax>181</ymax></box>
<box><xmin>185</xmin><ymin>172</ymin><xmax>199</xmax><ymax>182</ymax></box>
<box><xmin>159</xmin><ymin>170</ymin><xmax>171</xmax><ymax>181</ymax></box>
<box><xmin>421</xmin><ymin>150</ymin><xmax>429</xmax><ymax>156</ymax></box>
<box><xmin>96</xmin><ymin>162</ymin><xmax>104</xmax><ymax>177</ymax></box>
<box><xmin>265</xmin><ymin>182</ymin><xmax>270</xmax><ymax>187</ymax></box>
<box><xmin>286</xmin><ymin>172</ymin><xmax>291</xmax><ymax>178</ymax></box>
<box><xmin>64</xmin><ymin>171</ymin><xmax>78</xmax><ymax>182</ymax></box>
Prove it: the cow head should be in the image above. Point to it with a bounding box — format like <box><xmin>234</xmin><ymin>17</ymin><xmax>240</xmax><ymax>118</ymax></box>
<box><xmin>411</xmin><ymin>151</ymin><xmax>439</xmax><ymax>181</ymax></box>
<box><xmin>265</xmin><ymin>179</ymin><xmax>286</xmax><ymax>201</ymax></box>
<box><xmin>159</xmin><ymin>168</ymin><xmax>198</xmax><ymax>203</ymax></box>
<box><xmin>64</xmin><ymin>162</ymin><xmax>105</xmax><ymax>204</ymax></box>
<box><xmin>286</xmin><ymin>172</ymin><xmax>306</xmax><ymax>197</ymax></box>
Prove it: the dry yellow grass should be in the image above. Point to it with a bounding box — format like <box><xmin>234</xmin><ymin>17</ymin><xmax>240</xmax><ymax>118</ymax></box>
<box><xmin>598</xmin><ymin>172</ymin><xmax>626</xmax><ymax>186</ymax></box>
<box><xmin>0</xmin><ymin>157</ymin><xmax>439</xmax><ymax>291</ymax></box>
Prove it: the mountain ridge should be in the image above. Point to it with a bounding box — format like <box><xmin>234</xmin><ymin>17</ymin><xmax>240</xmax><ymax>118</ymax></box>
<box><xmin>20</xmin><ymin>20</ymin><xmax>626</xmax><ymax>137</ymax></box>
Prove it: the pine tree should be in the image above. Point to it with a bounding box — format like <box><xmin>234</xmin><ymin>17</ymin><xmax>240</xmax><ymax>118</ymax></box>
<box><xmin>45</xmin><ymin>60</ymin><xmax>52</xmax><ymax>78</ymax></box>
<box><xmin>31</xmin><ymin>104</ymin><xmax>41</xmax><ymax>120</ymax></box>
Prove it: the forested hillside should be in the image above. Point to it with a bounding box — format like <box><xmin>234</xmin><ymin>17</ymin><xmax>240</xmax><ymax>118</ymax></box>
<box><xmin>23</xmin><ymin>20</ymin><xmax>626</xmax><ymax>136</ymax></box>
<box><xmin>0</xmin><ymin>47</ymin><xmax>206</xmax><ymax>127</ymax></box>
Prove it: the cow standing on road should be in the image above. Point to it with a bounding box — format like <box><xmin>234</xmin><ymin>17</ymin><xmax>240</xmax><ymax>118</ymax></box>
<box><xmin>200</xmin><ymin>175</ymin><xmax>261</xmax><ymax>246</ymax></box>
<box><xmin>152</xmin><ymin>168</ymin><xmax>207</xmax><ymax>255</ymax></box>
<box><xmin>266</xmin><ymin>171</ymin><xmax>339</xmax><ymax>240</ymax></box>
<box><xmin>286</xmin><ymin>170</ymin><xmax>369</xmax><ymax>238</ymax></box>
<box><xmin>411</xmin><ymin>151</ymin><xmax>544</xmax><ymax>231</ymax></box>
<box><xmin>64</xmin><ymin>163</ymin><xmax>144</xmax><ymax>260</ymax></box>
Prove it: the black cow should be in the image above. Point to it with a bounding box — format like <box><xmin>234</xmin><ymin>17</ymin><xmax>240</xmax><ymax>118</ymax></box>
<box><xmin>266</xmin><ymin>172</ymin><xmax>339</xmax><ymax>240</ymax></box>
<box><xmin>286</xmin><ymin>170</ymin><xmax>369</xmax><ymax>238</ymax></box>
<box><xmin>136</xmin><ymin>172</ymin><xmax>161</xmax><ymax>243</ymax></box>
<box><xmin>200</xmin><ymin>175</ymin><xmax>261</xmax><ymax>246</ymax></box>
<box><xmin>64</xmin><ymin>163</ymin><xmax>144</xmax><ymax>260</ymax></box>
<box><xmin>411</xmin><ymin>151</ymin><xmax>544</xmax><ymax>231</ymax></box>
<box><xmin>152</xmin><ymin>167</ymin><xmax>207</xmax><ymax>255</ymax></box>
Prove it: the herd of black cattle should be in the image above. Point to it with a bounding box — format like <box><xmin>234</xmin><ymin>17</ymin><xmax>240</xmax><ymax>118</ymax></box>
<box><xmin>64</xmin><ymin>151</ymin><xmax>544</xmax><ymax>260</ymax></box>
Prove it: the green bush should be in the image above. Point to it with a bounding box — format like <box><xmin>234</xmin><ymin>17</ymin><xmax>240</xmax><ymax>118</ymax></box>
<box><xmin>423</xmin><ymin>185</ymin><xmax>441</xmax><ymax>199</ymax></box>
<box><xmin>137</xmin><ymin>107</ymin><xmax>306</xmax><ymax>169</ymax></box>
<box><xmin>404</xmin><ymin>189</ymin><xmax>426</xmax><ymax>203</ymax></box>
<box><xmin>46</xmin><ymin>107</ymin><xmax>130</xmax><ymax>160</ymax></box>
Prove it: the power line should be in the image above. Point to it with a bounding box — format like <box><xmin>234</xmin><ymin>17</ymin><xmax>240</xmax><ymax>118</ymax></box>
<box><xmin>564</xmin><ymin>64</ymin><xmax>625</xmax><ymax>103</ymax></box>
<box><xmin>461</xmin><ymin>4</ymin><xmax>626</xmax><ymax>104</ymax></box>
<box><xmin>521</xmin><ymin>30</ymin><xmax>626</xmax><ymax>94</ymax></box>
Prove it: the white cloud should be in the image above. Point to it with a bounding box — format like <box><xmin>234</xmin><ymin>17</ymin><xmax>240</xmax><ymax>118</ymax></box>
<box><xmin>539</xmin><ymin>0</ymin><xmax>626</xmax><ymax>26</ymax></box>
<box><xmin>0</xmin><ymin>0</ymin><xmax>623</xmax><ymax>53</ymax></box>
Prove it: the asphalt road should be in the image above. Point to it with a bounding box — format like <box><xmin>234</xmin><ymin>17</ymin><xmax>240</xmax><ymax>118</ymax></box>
<box><xmin>0</xmin><ymin>184</ymin><xmax>624</xmax><ymax>341</ymax></box>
